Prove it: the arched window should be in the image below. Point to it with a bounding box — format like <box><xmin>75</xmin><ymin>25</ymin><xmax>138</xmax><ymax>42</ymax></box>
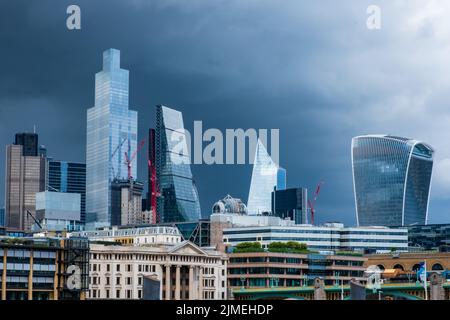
<box><xmin>432</xmin><ymin>263</ymin><xmax>444</xmax><ymax>271</ymax></box>
<box><xmin>393</xmin><ymin>264</ymin><xmax>404</xmax><ymax>271</ymax></box>
<box><xmin>412</xmin><ymin>264</ymin><xmax>421</xmax><ymax>272</ymax></box>
<box><xmin>377</xmin><ymin>264</ymin><xmax>385</xmax><ymax>271</ymax></box>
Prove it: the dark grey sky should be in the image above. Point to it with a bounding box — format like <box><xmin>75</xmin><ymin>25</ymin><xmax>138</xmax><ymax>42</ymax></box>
<box><xmin>1</xmin><ymin>0</ymin><xmax>450</xmax><ymax>225</ymax></box>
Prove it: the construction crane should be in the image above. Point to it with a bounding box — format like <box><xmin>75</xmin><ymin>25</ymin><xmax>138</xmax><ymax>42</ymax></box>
<box><xmin>148</xmin><ymin>129</ymin><xmax>160</xmax><ymax>224</ymax></box>
<box><xmin>124</xmin><ymin>139</ymin><xmax>146</xmax><ymax>180</ymax></box>
<box><xmin>148</xmin><ymin>158</ymin><xmax>160</xmax><ymax>223</ymax></box>
<box><xmin>308</xmin><ymin>181</ymin><xmax>324</xmax><ymax>225</ymax></box>
<box><xmin>27</xmin><ymin>209</ymin><xmax>42</xmax><ymax>230</ymax></box>
<box><xmin>111</xmin><ymin>138</ymin><xmax>127</xmax><ymax>179</ymax></box>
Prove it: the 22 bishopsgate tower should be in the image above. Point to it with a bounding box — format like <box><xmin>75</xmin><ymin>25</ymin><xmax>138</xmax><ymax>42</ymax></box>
<box><xmin>86</xmin><ymin>49</ymin><xmax>138</xmax><ymax>229</ymax></box>
<box><xmin>352</xmin><ymin>135</ymin><xmax>434</xmax><ymax>227</ymax></box>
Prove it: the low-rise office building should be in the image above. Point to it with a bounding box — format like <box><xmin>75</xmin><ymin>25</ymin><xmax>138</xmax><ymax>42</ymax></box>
<box><xmin>405</xmin><ymin>224</ymin><xmax>450</xmax><ymax>251</ymax></box>
<box><xmin>0</xmin><ymin>236</ymin><xmax>89</xmax><ymax>300</ymax></box>
<box><xmin>210</xmin><ymin>212</ymin><xmax>294</xmax><ymax>251</ymax></box>
<box><xmin>228</xmin><ymin>251</ymin><xmax>367</xmax><ymax>290</ymax></box>
<box><xmin>34</xmin><ymin>191</ymin><xmax>83</xmax><ymax>232</ymax></box>
<box><xmin>88</xmin><ymin>241</ymin><xmax>227</xmax><ymax>300</ymax></box>
<box><xmin>223</xmin><ymin>223</ymin><xmax>408</xmax><ymax>253</ymax></box>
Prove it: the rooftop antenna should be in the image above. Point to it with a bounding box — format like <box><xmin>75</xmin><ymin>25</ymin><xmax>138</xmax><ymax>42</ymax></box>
<box><xmin>33</xmin><ymin>124</ymin><xmax>36</xmax><ymax>134</ymax></box>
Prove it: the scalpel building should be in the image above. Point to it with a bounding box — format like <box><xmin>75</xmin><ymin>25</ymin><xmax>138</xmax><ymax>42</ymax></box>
<box><xmin>351</xmin><ymin>135</ymin><xmax>434</xmax><ymax>227</ymax></box>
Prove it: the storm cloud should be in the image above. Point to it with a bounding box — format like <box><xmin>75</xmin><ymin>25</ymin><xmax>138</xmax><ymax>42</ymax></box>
<box><xmin>1</xmin><ymin>0</ymin><xmax>450</xmax><ymax>225</ymax></box>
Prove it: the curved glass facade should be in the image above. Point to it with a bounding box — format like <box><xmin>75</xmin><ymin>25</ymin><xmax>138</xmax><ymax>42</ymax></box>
<box><xmin>352</xmin><ymin>135</ymin><xmax>433</xmax><ymax>227</ymax></box>
<box><xmin>156</xmin><ymin>105</ymin><xmax>201</xmax><ymax>223</ymax></box>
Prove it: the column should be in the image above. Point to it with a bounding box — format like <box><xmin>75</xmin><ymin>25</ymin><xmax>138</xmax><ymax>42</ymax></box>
<box><xmin>53</xmin><ymin>251</ymin><xmax>59</xmax><ymax>300</ymax></box>
<box><xmin>198</xmin><ymin>266</ymin><xmax>203</xmax><ymax>300</ymax></box>
<box><xmin>28</xmin><ymin>250</ymin><xmax>33</xmax><ymax>300</ymax></box>
<box><xmin>2</xmin><ymin>249</ymin><xmax>7</xmax><ymax>300</ymax></box>
<box><xmin>189</xmin><ymin>266</ymin><xmax>194</xmax><ymax>300</ymax></box>
<box><xmin>175</xmin><ymin>265</ymin><xmax>181</xmax><ymax>300</ymax></box>
<box><xmin>165</xmin><ymin>264</ymin><xmax>171</xmax><ymax>300</ymax></box>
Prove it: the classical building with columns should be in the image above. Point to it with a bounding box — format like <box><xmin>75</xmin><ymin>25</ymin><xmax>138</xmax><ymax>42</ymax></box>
<box><xmin>87</xmin><ymin>241</ymin><xmax>227</xmax><ymax>300</ymax></box>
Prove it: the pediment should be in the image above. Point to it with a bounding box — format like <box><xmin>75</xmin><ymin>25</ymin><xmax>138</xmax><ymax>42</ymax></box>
<box><xmin>168</xmin><ymin>241</ymin><xmax>208</xmax><ymax>256</ymax></box>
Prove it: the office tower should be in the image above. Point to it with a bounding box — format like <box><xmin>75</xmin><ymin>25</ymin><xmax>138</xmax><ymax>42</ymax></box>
<box><xmin>39</xmin><ymin>145</ymin><xmax>47</xmax><ymax>157</ymax></box>
<box><xmin>352</xmin><ymin>135</ymin><xmax>434</xmax><ymax>227</ymax></box>
<box><xmin>0</xmin><ymin>208</ymin><xmax>4</xmax><ymax>227</ymax></box>
<box><xmin>111</xmin><ymin>179</ymin><xmax>143</xmax><ymax>226</ymax></box>
<box><xmin>146</xmin><ymin>128</ymin><xmax>156</xmax><ymax>212</ymax></box>
<box><xmin>47</xmin><ymin>161</ymin><xmax>86</xmax><ymax>224</ymax></box>
<box><xmin>5</xmin><ymin>143</ymin><xmax>46</xmax><ymax>230</ymax></box>
<box><xmin>14</xmin><ymin>132</ymin><xmax>38</xmax><ymax>157</ymax></box>
<box><xmin>86</xmin><ymin>49</ymin><xmax>138</xmax><ymax>229</ymax></box>
<box><xmin>247</xmin><ymin>139</ymin><xmax>286</xmax><ymax>215</ymax></box>
<box><xmin>155</xmin><ymin>105</ymin><xmax>201</xmax><ymax>223</ymax></box>
<box><xmin>35</xmin><ymin>191</ymin><xmax>82</xmax><ymax>232</ymax></box>
<box><xmin>271</xmin><ymin>187</ymin><xmax>308</xmax><ymax>224</ymax></box>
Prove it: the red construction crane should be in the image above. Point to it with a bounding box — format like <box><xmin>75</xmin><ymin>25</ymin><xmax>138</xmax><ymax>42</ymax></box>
<box><xmin>124</xmin><ymin>139</ymin><xmax>146</xmax><ymax>180</ymax></box>
<box><xmin>308</xmin><ymin>181</ymin><xmax>324</xmax><ymax>225</ymax></box>
<box><xmin>148</xmin><ymin>129</ymin><xmax>160</xmax><ymax>223</ymax></box>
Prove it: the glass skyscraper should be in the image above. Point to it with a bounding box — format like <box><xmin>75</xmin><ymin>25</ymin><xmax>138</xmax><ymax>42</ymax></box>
<box><xmin>47</xmin><ymin>161</ymin><xmax>86</xmax><ymax>224</ymax></box>
<box><xmin>155</xmin><ymin>105</ymin><xmax>201</xmax><ymax>223</ymax></box>
<box><xmin>247</xmin><ymin>140</ymin><xmax>286</xmax><ymax>215</ymax></box>
<box><xmin>86</xmin><ymin>49</ymin><xmax>138</xmax><ymax>229</ymax></box>
<box><xmin>352</xmin><ymin>135</ymin><xmax>434</xmax><ymax>227</ymax></box>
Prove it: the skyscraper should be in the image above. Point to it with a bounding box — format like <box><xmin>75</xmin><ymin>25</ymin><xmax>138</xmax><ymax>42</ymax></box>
<box><xmin>47</xmin><ymin>161</ymin><xmax>86</xmax><ymax>224</ymax></box>
<box><xmin>271</xmin><ymin>187</ymin><xmax>308</xmax><ymax>224</ymax></box>
<box><xmin>5</xmin><ymin>143</ymin><xmax>46</xmax><ymax>231</ymax></box>
<box><xmin>0</xmin><ymin>208</ymin><xmax>4</xmax><ymax>227</ymax></box>
<box><xmin>15</xmin><ymin>132</ymin><xmax>38</xmax><ymax>156</ymax></box>
<box><xmin>156</xmin><ymin>105</ymin><xmax>201</xmax><ymax>223</ymax></box>
<box><xmin>86</xmin><ymin>49</ymin><xmax>138</xmax><ymax>229</ymax></box>
<box><xmin>352</xmin><ymin>135</ymin><xmax>434</xmax><ymax>227</ymax></box>
<box><xmin>247</xmin><ymin>140</ymin><xmax>286</xmax><ymax>215</ymax></box>
<box><xmin>111</xmin><ymin>179</ymin><xmax>143</xmax><ymax>226</ymax></box>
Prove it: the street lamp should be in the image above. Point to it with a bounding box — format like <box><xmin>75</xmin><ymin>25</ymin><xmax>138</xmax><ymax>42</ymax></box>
<box><xmin>240</xmin><ymin>277</ymin><xmax>245</xmax><ymax>291</ymax></box>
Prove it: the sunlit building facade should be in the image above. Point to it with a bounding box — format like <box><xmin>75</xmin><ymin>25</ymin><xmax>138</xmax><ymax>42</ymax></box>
<box><xmin>86</xmin><ymin>49</ymin><xmax>138</xmax><ymax>229</ymax></box>
<box><xmin>247</xmin><ymin>140</ymin><xmax>286</xmax><ymax>215</ymax></box>
<box><xmin>156</xmin><ymin>105</ymin><xmax>201</xmax><ymax>223</ymax></box>
<box><xmin>352</xmin><ymin>135</ymin><xmax>434</xmax><ymax>227</ymax></box>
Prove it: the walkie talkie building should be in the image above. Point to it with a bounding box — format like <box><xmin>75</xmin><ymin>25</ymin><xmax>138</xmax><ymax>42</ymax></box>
<box><xmin>351</xmin><ymin>135</ymin><xmax>434</xmax><ymax>227</ymax></box>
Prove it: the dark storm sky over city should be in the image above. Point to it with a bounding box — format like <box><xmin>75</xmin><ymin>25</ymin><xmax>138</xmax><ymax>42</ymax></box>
<box><xmin>1</xmin><ymin>0</ymin><xmax>450</xmax><ymax>225</ymax></box>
